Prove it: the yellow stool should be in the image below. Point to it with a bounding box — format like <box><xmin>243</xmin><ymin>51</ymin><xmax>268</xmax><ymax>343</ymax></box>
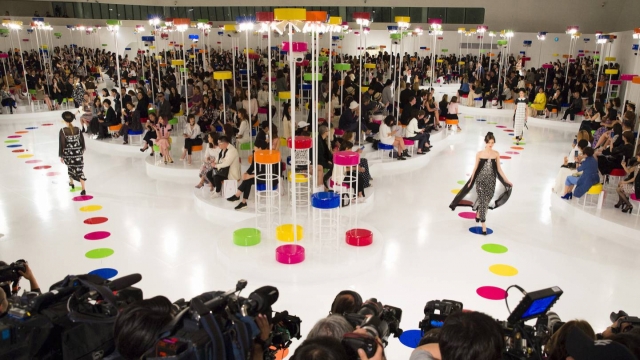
<box><xmin>276</xmin><ymin>224</ymin><xmax>304</xmax><ymax>242</ymax></box>
<box><xmin>580</xmin><ymin>183</ymin><xmax>604</xmax><ymax>209</ymax></box>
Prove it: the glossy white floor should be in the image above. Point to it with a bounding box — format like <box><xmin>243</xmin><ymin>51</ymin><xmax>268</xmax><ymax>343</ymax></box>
<box><xmin>2</xmin><ymin>108</ymin><xmax>640</xmax><ymax>359</ymax></box>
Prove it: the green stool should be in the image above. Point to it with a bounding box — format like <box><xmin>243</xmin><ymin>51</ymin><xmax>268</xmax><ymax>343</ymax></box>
<box><xmin>233</xmin><ymin>228</ymin><xmax>261</xmax><ymax>246</ymax></box>
<box><xmin>168</xmin><ymin>117</ymin><xmax>179</xmax><ymax>132</ymax></box>
<box><xmin>239</xmin><ymin>142</ymin><xmax>253</xmax><ymax>151</ymax></box>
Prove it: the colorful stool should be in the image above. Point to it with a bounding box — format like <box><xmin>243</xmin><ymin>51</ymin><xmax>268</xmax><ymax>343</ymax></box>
<box><xmin>233</xmin><ymin>228</ymin><xmax>261</xmax><ymax>246</ymax></box>
<box><xmin>312</xmin><ymin>191</ymin><xmax>341</xmax><ymax>250</ymax></box>
<box><xmin>275</xmin><ymin>244</ymin><xmax>305</xmax><ymax>265</ymax></box>
<box><xmin>276</xmin><ymin>224</ymin><xmax>304</xmax><ymax>242</ymax></box>
<box><xmin>607</xmin><ymin>168</ymin><xmax>627</xmax><ymax>188</ymax></box>
<box><xmin>579</xmin><ymin>183</ymin><xmax>604</xmax><ymax>209</ymax></box>
<box><xmin>345</xmin><ymin>228</ymin><xmax>373</xmax><ymax>247</ymax></box>
<box><xmin>403</xmin><ymin>138</ymin><xmax>415</xmax><ymax>156</ymax></box>
<box><xmin>333</xmin><ymin>151</ymin><xmax>360</xmax><ymax>213</ymax></box>
<box><xmin>127</xmin><ymin>129</ymin><xmax>144</xmax><ymax>145</ymax></box>
<box><xmin>287</xmin><ymin>136</ymin><xmax>313</xmax><ymax>205</ymax></box>
<box><xmin>254</xmin><ymin>150</ymin><xmax>281</xmax><ymax>230</ymax></box>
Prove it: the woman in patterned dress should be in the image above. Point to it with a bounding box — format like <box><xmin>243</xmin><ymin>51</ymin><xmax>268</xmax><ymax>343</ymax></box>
<box><xmin>59</xmin><ymin>111</ymin><xmax>87</xmax><ymax>195</ymax></box>
<box><xmin>450</xmin><ymin>132</ymin><xmax>513</xmax><ymax>235</ymax></box>
<box><xmin>513</xmin><ymin>89</ymin><xmax>528</xmax><ymax>145</ymax></box>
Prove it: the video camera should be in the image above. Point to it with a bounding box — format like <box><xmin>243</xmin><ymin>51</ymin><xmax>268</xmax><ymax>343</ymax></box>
<box><xmin>341</xmin><ymin>298</ymin><xmax>403</xmax><ymax>359</ymax></box>
<box><xmin>0</xmin><ymin>273</ymin><xmax>143</xmax><ymax>360</ymax></box>
<box><xmin>0</xmin><ymin>259</ymin><xmax>27</xmax><ymax>294</ymax></box>
<box><xmin>418</xmin><ymin>299</ymin><xmax>464</xmax><ymax>333</ymax></box>
<box><xmin>609</xmin><ymin>310</ymin><xmax>640</xmax><ymax>334</ymax></box>
<box><xmin>145</xmin><ymin>280</ymin><xmax>301</xmax><ymax>360</ymax></box>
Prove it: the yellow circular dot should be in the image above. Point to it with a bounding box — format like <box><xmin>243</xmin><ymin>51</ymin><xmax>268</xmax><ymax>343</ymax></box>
<box><xmin>489</xmin><ymin>264</ymin><xmax>518</xmax><ymax>277</ymax></box>
<box><xmin>17</xmin><ymin>154</ymin><xmax>34</xmax><ymax>158</ymax></box>
<box><xmin>79</xmin><ymin>205</ymin><xmax>103</xmax><ymax>212</ymax></box>
<box><xmin>451</xmin><ymin>189</ymin><xmax>460</xmax><ymax>194</ymax></box>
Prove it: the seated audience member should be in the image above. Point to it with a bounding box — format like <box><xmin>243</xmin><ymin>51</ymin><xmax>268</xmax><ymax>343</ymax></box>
<box><xmin>195</xmin><ymin>132</ymin><xmax>220</xmax><ymax>190</ymax></box>
<box><xmin>206</xmin><ymin>136</ymin><xmax>241</xmax><ymax>198</ymax></box>
<box><xmin>544</xmin><ymin>89</ymin><xmax>562</xmax><ymax>118</ymax></box>
<box><xmin>226</xmin><ymin>155</ymin><xmax>279</xmax><ymax>211</ymax></box>
<box><xmin>97</xmin><ymin>99</ymin><xmax>117</xmax><ymax>140</ymax></box>
<box><xmin>316</xmin><ymin>125</ymin><xmax>334</xmax><ymax>189</ymax></box>
<box><xmin>436</xmin><ymin>311</ymin><xmax>505</xmax><ymax>360</ymax></box>
<box><xmin>457</xmin><ymin>75</ymin><xmax>470</xmax><ymax>97</ymax></box>
<box><xmin>467</xmin><ymin>83</ymin><xmax>483</xmax><ymax>106</ymax></box>
<box><xmin>594</xmin><ymin>116</ymin><xmax>633</xmax><ymax>150</ymax></box>
<box><xmin>597</xmin><ymin>131</ymin><xmax>634</xmax><ymax>176</ymax></box>
<box><xmin>379</xmin><ymin>115</ymin><xmax>407</xmax><ymax>160</ymax></box>
<box><xmin>439</xmin><ymin>94</ymin><xmax>449</xmax><ymax>120</ymax></box>
<box><xmin>529</xmin><ymin>87</ymin><xmax>547</xmax><ymax>115</ymax></box>
<box><xmin>181</xmin><ymin>114</ymin><xmax>203</xmax><ymax>165</ymax></box>
<box><xmin>116</xmin><ymin>102</ymin><xmax>142</xmax><ymax>145</ymax></box>
<box><xmin>399</xmin><ymin>95</ymin><xmax>417</xmax><ymax>126</ymax></box>
<box><xmin>153</xmin><ymin>116</ymin><xmax>173</xmax><ymax>164</ymax></box>
<box><xmin>561</xmin><ymin>147</ymin><xmax>599</xmax><ymax>199</ymax></box>
<box><xmin>236</xmin><ymin>109</ymin><xmax>251</xmax><ymax>145</ymax></box>
<box><xmin>615</xmin><ymin>150</ymin><xmax>640</xmax><ymax>213</ymax></box>
<box><xmin>592</xmin><ymin>100</ymin><xmax>619</xmax><ymax>145</ymax></box>
<box><xmin>333</xmin><ymin>141</ymin><xmax>367</xmax><ymax>202</ymax></box>
<box><xmin>140</xmin><ymin>113</ymin><xmax>158</xmax><ymax>156</ymax></box>
<box><xmin>254</xmin><ymin>121</ymin><xmax>270</xmax><ymax>150</ymax></box>
<box><xmin>579</xmin><ymin>100</ymin><xmax>605</xmax><ymax>131</ymax></box>
<box><xmin>339</xmin><ymin>101</ymin><xmax>361</xmax><ymax>138</ymax></box>
<box><xmin>562</xmin><ymin>91</ymin><xmax>583</xmax><ymax>122</ymax></box>
<box><xmin>554</xmin><ymin>139</ymin><xmax>590</xmax><ymax>194</ymax></box>
<box><xmin>307</xmin><ymin>315</ymin><xmax>355</xmax><ymax>340</ymax></box>
<box><xmin>405</xmin><ymin>109</ymin><xmax>431</xmax><ymax>155</ymax></box>
<box><xmin>544</xmin><ymin>319</ymin><xmax>596</xmax><ymax>360</ymax></box>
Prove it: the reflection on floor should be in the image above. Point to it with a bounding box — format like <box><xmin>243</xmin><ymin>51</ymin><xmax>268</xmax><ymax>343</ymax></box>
<box><xmin>1</xmin><ymin>108</ymin><xmax>640</xmax><ymax>359</ymax></box>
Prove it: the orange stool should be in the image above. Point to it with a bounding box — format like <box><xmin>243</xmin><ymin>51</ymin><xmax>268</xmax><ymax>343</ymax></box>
<box><xmin>108</xmin><ymin>124</ymin><xmax>122</xmax><ymax>136</ymax></box>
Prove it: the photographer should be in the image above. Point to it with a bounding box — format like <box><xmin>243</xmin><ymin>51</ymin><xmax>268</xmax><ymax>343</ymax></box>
<box><xmin>544</xmin><ymin>320</ymin><xmax>595</xmax><ymax>360</ymax></box>
<box><xmin>308</xmin><ymin>315</ymin><xmax>354</xmax><ymax>340</ymax></box>
<box><xmin>438</xmin><ymin>311</ymin><xmax>504</xmax><ymax>360</ymax></box>
<box><xmin>291</xmin><ymin>335</ymin><xmax>384</xmax><ymax>360</ymax></box>
<box><xmin>0</xmin><ymin>261</ymin><xmax>41</xmax><ymax>316</ymax></box>
<box><xmin>330</xmin><ymin>290</ymin><xmax>363</xmax><ymax>316</ymax></box>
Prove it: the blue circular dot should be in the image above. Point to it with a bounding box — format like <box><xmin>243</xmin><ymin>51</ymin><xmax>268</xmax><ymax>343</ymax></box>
<box><xmin>7</xmin><ymin>144</ymin><xmax>22</xmax><ymax>148</ymax></box>
<box><xmin>399</xmin><ymin>329</ymin><xmax>423</xmax><ymax>349</ymax></box>
<box><xmin>508</xmin><ymin>133</ymin><xmax>514</xmax><ymax>136</ymax></box>
<box><xmin>477</xmin><ymin>119</ymin><xmax>487</xmax><ymax>122</ymax></box>
<box><xmin>469</xmin><ymin>226</ymin><xmax>494</xmax><ymax>235</ymax></box>
<box><xmin>25</xmin><ymin>127</ymin><xmax>38</xmax><ymax>130</ymax></box>
<box><xmin>89</xmin><ymin>268</ymin><xmax>119</xmax><ymax>279</ymax></box>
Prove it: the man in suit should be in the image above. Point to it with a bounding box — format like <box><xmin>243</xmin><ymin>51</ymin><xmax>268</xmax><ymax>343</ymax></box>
<box><xmin>156</xmin><ymin>92</ymin><xmax>172</xmax><ymax>121</ymax></box>
<box><xmin>207</xmin><ymin>136</ymin><xmax>240</xmax><ymax>198</ymax></box>
<box><xmin>97</xmin><ymin>99</ymin><xmax>117</xmax><ymax>140</ymax></box>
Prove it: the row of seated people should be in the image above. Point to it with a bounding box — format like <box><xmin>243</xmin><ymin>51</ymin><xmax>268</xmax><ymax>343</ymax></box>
<box><xmin>553</xmin><ymin>127</ymin><xmax>639</xmax><ymax>213</ymax></box>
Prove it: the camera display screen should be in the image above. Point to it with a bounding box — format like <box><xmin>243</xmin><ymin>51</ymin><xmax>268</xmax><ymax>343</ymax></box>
<box><xmin>521</xmin><ymin>295</ymin><xmax>558</xmax><ymax>319</ymax></box>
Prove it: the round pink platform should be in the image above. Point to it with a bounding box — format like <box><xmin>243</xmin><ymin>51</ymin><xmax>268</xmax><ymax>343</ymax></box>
<box><xmin>276</xmin><ymin>244</ymin><xmax>305</xmax><ymax>264</ymax></box>
<box><xmin>333</xmin><ymin>151</ymin><xmax>360</xmax><ymax>166</ymax></box>
<box><xmin>345</xmin><ymin>228</ymin><xmax>373</xmax><ymax>246</ymax></box>
<box><xmin>458</xmin><ymin>212</ymin><xmax>476</xmax><ymax>219</ymax></box>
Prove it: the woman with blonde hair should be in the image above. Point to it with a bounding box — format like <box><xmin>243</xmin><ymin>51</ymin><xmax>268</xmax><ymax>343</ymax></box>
<box><xmin>59</xmin><ymin>111</ymin><xmax>87</xmax><ymax>195</ymax></box>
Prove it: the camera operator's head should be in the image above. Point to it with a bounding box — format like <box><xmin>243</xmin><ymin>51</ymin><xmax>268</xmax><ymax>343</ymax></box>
<box><xmin>0</xmin><ymin>287</ymin><xmax>7</xmax><ymax>316</ymax></box>
<box><xmin>114</xmin><ymin>296</ymin><xmax>175</xmax><ymax>360</ymax></box>
<box><xmin>545</xmin><ymin>320</ymin><xmax>595</xmax><ymax>360</ymax></box>
<box><xmin>291</xmin><ymin>336</ymin><xmax>349</xmax><ymax>360</ymax></box>
<box><xmin>330</xmin><ymin>290</ymin><xmax>362</xmax><ymax>316</ymax></box>
<box><xmin>609</xmin><ymin>332</ymin><xmax>640</xmax><ymax>359</ymax></box>
<box><xmin>308</xmin><ymin>315</ymin><xmax>354</xmax><ymax>340</ymax></box>
<box><xmin>439</xmin><ymin>311</ymin><xmax>504</xmax><ymax>360</ymax></box>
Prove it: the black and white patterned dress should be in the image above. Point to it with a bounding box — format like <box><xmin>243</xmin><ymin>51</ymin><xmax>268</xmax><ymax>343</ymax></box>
<box><xmin>58</xmin><ymin>127</ymin><xmax>86</xmax><ymax>182</ymax></box>
<box><xmin>472</xmin><ymin>159</ymin><xmax>497</xmax><ymax>222</ymax></box>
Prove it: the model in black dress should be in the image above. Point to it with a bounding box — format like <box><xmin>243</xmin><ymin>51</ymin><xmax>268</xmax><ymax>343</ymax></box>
<box><xmin>59</xmin><ymin>111</ymin><xmax>87</xmax><ymax>195</ymax></box>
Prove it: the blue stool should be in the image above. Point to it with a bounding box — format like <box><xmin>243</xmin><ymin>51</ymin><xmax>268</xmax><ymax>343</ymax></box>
<box><xmin>215</xmin><ymin>125</ymin><xmax>223</xmax><ymax>133</ymax></box>
<box><xmin>378</xmin><ymin>143</ymin><xmax>395</xmax><ymax>160</ymax></box>
<box><xmin>127</xmin><ymin>129</ymin><xmax>144</xmax><ymax>145</ymax></box>
<box><xmin>257</xmin><ymin>183</ymin><xmax>278</xmax><ymax>191</ymax></box>
<box><xmin>311</xmin><ymin>191</ymin><xmax>341</xmax><ymax>245</ymax></box>
<box><xmin>251</xmin><ymin>128</ymin><xmax>257</xmax><ymax>137</ymax></box>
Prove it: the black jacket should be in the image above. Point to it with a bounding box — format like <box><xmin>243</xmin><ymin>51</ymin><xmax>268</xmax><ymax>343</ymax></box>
<box><xmin>104</xmin><ymin>107</ymin><xmax>117</xmax><ymax>125</ymax></box>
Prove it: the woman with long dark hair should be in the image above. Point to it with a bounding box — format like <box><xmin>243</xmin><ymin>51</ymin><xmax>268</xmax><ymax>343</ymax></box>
<box><xmin>58</xmin><ymin>111</ymin><xmax>87</xmax><ymax>195</ymax></box>
<box><xmin>450</xmin><ymin>132</ymin><xmax>513</xmax><ymax>235</ymax></box>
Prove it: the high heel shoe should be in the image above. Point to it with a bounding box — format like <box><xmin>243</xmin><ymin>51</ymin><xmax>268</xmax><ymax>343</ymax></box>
<box><xmin>561</xmin><ymin>192</ymin><xmax>573</xmax><ymax>200</ymax></box>
<box><xmin>68</xmin><ymin>182</ymin><xmax>74</xmax><ymax>189</ymax></box>
<box><xmin>140</xmin><ymin>147</ymin><xmax>148</xmax><ymax>152</ymax></box>
<box><xmin>80</xmin><ymin>190</ymin><xmax>86</xmax><ymax>196</ymax></box>
<box><xmin>614</xmin><ymin>199</ymin><xmax>623</xmax><ymax>208</ymax></box>
<box><xmin>622</xmin><ymin>205</ymin><xmax>633</xmax><ymax>213</ymax></box>
<box><xmin>475</xmin><ymin>217</ymin><xmax>480</xmax><ymax>223</ymax></box>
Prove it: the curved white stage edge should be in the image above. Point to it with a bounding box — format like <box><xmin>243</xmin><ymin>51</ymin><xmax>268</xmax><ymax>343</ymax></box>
<box><xmin>549</xmin><ymin>190</ymin><xmax>640</xmax><ymax>240</ymax></box>
<box><xmin>214</xmin><ymin>217</ymin><xmax>385</xmax><ymax>283</ymax></box>
<box><xmin>0</xmin><ymin>108</ymin><xmax>67</xmax><ymax>127</ymax></box>
<box><xmin>86</xmin><ymin>135</ymin><xmax>151</xmax><ymax>156</ymax></box>
<box><xmin>145</xmin><ymin>155</ymin><xmax>201</xmax><ymax>184</ymax></box>
<box><xmin>457</xmin><ymin>105</ymin><xmax>582</xmax><ymax>131</ymax></box>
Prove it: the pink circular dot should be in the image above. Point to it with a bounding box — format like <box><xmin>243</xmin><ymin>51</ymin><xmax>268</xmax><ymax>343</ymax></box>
<box><xmin>46</xmin><ymin>172</ymin><xmax>60</xmax><ymax>176</ymax></box>
<box><xmin>458</xmin><ymin>212</ymin><xmax>476</xmax><ymax>219</ymax></box>
<box><xmin>7</xmin><ymin>135</ymin><xmax>21</xmax><ymax>138</ymax></box>
<box><xmin>73</xmin><ymin>195</ymin><xmax>94</xmax><ymax>201</ymax></box>
<box><xmin>477</xmin><ymin>286</ymin><xmax>508</xmax><ymax>300</ymax></box>
<box><xmin>41</xmin><ymin>123</ymin><xmax>54</xmax><ymax>126</ymax></box>
<box><xmin>496</xmin><ymin>125</ymin><xmax>507</xmax><ymax>128</ymax></box>
<box><xmin>505</xmin><ymin>151</ymin><xmax>520</xmax><ymax>155</ymax></box>
<box><xmin>25</xmin><ymin>160</ymin><xmax>42</xmax><ymax>164</ymax></box>
<box><xmin>84</xmin><ymin>231</ymin><xmax>111</xmax><ymax>240</ymax></box>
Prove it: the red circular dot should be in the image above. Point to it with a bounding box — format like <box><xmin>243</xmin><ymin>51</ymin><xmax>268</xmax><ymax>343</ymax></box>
<box><xmin>33</xmin><ymin>165</ymin><xmax>51</xmax><ymax>170</ymax></box>
<box><xmin>84</xmin><ymin>217</ymin><xmax>108</xmax><ymax>225</ymax></box>
<box><xmin>500</xmin><ymin>156</ymin><xmax>511</xmax><ymax>160</ymax></box>
<box><xmin>84</xmin><ymin>231</ymin><xmax>111</xmax><ymax>240</ymax></box>
<box><xmin>11</xmin><ymin>149</ymin><xmax>25</xmax><ymax>153</ymax></box>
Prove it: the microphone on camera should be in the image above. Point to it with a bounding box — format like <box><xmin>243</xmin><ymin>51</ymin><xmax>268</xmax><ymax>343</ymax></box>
<box><xmin>246</xmin><ymin>286</ymin><xmax>279</xmax><ymax>314</ymax></box>
<box><xmin>108</xmin><ymin>273</ymin><xmax>142</xmax><ymax>291</ymax></box>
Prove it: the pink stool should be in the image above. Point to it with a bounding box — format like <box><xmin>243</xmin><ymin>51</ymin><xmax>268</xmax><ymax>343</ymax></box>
<box><xmin>333</xmin><ymin>151</ymin><xmax>360</xmax><ymax>204</ymax></box>
<box><xmin>258</xmin><ymin>107</ymin><xmax>268</xmax><ymax>114</ymax></box>
<box><xmin>333</xmin><ymin>151</ymin><xmax>360</xmax><ymax>166</ymax></box>
<box><xmin>372</xmin><ymin>119</ymin><xmax>382</xmax><ymax>125</ymax></box>
<box><xmin>275</xmin><ymin>244</ymin><xmax>305</xmax><ymax>264</ymax></box>
<box><xmin>334</xmin><ymin>129</ymin><xmax>345</xmax><ymax>137</ymax></box>
<box><xmin>346</xmin><ymin>228</ymin><xmax>373</xmax><ymax>246</ymax></box>
<box><xmin>403</xmin><ymin>138</ymin><xmax>415</xmax><ymax>156</ymax></box>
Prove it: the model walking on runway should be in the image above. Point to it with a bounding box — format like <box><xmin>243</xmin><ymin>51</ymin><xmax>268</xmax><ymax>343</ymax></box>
<box><xmin>513</xmin><ymin>89</ymin><xmax>528</xmax><ymax>145</ymax></box>
<box><xmin>450</xmin><ymin>132</ymin><xmax>513</xmax><ymax>235</ymax></box>
<box><xmin>59</xmin><ymin>111</ymin><xmax>87</xmax><ymax>195</ymax></box>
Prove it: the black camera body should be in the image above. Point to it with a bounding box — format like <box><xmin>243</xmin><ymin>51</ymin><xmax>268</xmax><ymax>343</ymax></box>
<box><xmin>342</xmin><ymin>333</ymin><xmax>377</xmax><ymax>360</ymax></box>
<box><xmin>0</xmin><ymin>259</ymin><xmax>27</xmax><ymax>285</ymax></box>
<box><xmin>342</xmin><ymin>298</ymin><xmax>403</xmax><ymax>347</ymax></box>
<box><xmin>418</xmin><ymin>299</ymin><xmax>463</xmax><ymax>333</ymax></box>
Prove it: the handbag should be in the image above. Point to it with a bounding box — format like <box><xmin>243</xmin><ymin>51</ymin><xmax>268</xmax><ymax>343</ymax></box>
<box><xmin>223</xmin><ymin>179</ymin><xmax>237</xmax><ymax>198</ymax></box>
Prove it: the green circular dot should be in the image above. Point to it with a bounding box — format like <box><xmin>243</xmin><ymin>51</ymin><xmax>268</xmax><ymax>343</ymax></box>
<box><xmin>70</xmin><ymin>187</ymin><xmax>82</xmax><ymax>192</ymax></box>
<box><xmin>481</xmin><ymin>243</ymin><xmax>508</xmax><ymax>254</ymax></box>
<box><xmin>457</xmin><ymin>180</ymin><xmax>466</xmax><ymax>185</ymax></box>
<box><xmin>4</xmin><ymin>140</ymin><xmax>19</xmax><ymax>144</ymax></box>
<box><xmin>513</xmin><ymin>142</ymin><xmax>526</xmax><ymax>145</ymax></box>
<box><xmin>85</xmin><ymin>248</ymin><xmax>114</xmax><ymax>259</ymax></box>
